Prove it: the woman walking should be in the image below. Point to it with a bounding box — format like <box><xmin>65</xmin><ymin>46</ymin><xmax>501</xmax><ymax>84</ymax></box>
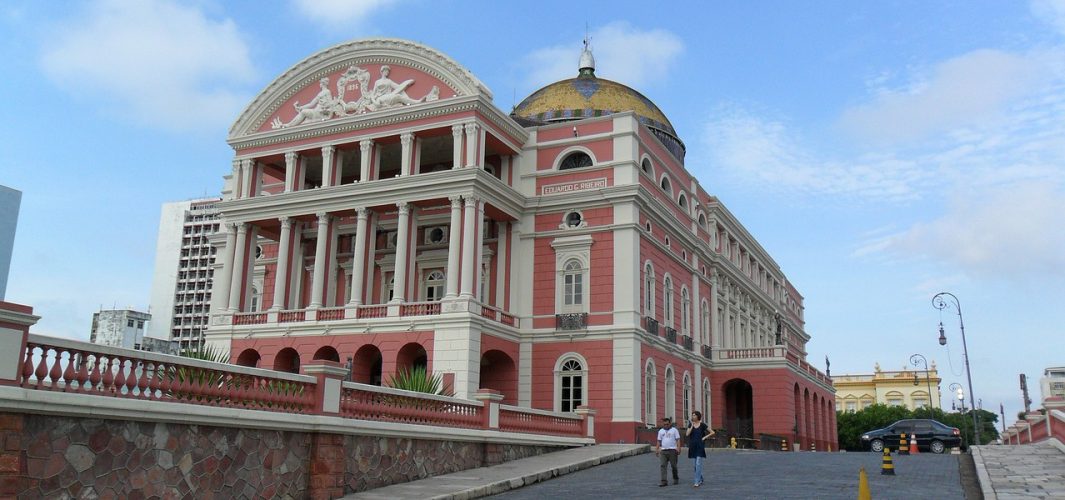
<box><xmin>685</xmin><ymin>411</ymin><xmax>714</xmax><ymax>488</ymax></box>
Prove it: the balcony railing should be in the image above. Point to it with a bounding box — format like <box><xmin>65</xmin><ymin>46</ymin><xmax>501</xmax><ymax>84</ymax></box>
<box><xmin>682</xmin><ymin>335</ymin><xmax>694</xmax><ymax>351</ymax></box>
<box><xmin>555</xmin><ymin>313</ymin><xmax>588</xmax><ymax>330</ymax></box>
<box><xmin>664</xmin><ymin>327</ymin><xmax>677</xmax><ymax>343</ymax></box>
<box><xmin>701</xmin><ymin>345</ymin><xmax>713</xmax><ymax>359</ymax></box>
<box><xmin>315</xmin><ymin>307</ymin><xmax>345</xmax><ymax>321</ymax></box>
<box><xmin>644</xmin><ymin>317</ymin><xmax>660</xmax><ymax>336</ymax></box>
<box><xmin>480</xmin><ymin>304</ymin><xmax>517</xmax><ymax>327</ymax></box>
<box><xmin>278</xmin><ymin>310</ymin><xmax>306</xmax><ymax>323</ymax></box>
<box><xmin>400</xmin><ymin>302</ymin><xmax>442</xmax><ymax>317</ymax></box>
<box><xmin>233</xmin><ymin>312</ymin><xmax>267</xmax><ymax>325</ymax></box>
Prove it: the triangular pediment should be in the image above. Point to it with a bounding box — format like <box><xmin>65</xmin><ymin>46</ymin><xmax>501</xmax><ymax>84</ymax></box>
<box><xmin>229</xmin><ymin>38</ymin><xmax>491</xmax><ymax>139</ymax></box>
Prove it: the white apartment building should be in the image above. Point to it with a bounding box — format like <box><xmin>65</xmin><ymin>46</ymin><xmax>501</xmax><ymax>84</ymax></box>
<box><xmin>148</xmin><ymin>198</ymin><xmax>221</xmax><ymax>350</ymax></box>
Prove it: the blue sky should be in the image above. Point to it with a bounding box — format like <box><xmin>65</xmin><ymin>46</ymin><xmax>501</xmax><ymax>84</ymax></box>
<box><xmin>2</xmin><ymin>0</ymin><xmax>1063</xmax><ymax>424</ymax></box>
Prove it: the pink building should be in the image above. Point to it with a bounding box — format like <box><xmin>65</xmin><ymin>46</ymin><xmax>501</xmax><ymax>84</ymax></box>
<box><xmin>206</xmin><ymin>38</ymin><xmax>836</xmax><ymax>449</ymax></box>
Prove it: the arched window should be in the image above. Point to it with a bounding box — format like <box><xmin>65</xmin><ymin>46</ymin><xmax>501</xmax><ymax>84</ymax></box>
<box><xmin>250</xmin><ymin>285</ymin><xmax>262</xmax><ymax>312</ymax></box>
<box><xmin>698</xmin><ymin>213</ymin><xmax>707</xmax><ymax>228</ymax></box>
<box><xmin>681</xmin><ymin>287</ymin><xmax>691</xmax><ymax>335</ymax></box>
<box><xmin>678</xmin><ymin>193</ymin><xmax>687</xmax><ymax>211</ymax></box>
<box><xmin>663</xmin><ymin>276</ymin><xmax>674</xmax><ymax>327</ymax></box>
<box><xmin>702</xmin><ymin>378</ymin><xmax>711</xmax><ymax>421</ymax></box>
<box><xmin>643</xmin><ymin>263</ymin><xmax>655</xmax><ymax>317</ymax></box>
<box><xmin>682</xmin><ymin>373</ymin><xmax>692</xmax><ymax>424</ymax></box>
<box><xmin>424</xmin><ymin>270</ymin><xmax>445</xmax><ymax>301</ymax></box>
<box><xmin>562</xmin><ymin>259</ymin><xmax>584</xmax><ymax>309</ymax></box>
<box><xmin>664</xmin><ymin>366</ymin><xmax>676</xmax><ymax>422</ymax></box>
<box><xmin>660</xmin><ymin>175</ymin><xmax>672</xmax><ymax>194</ymax></box>
<box><xmin>556</xmin><ymin>357</ymin><xmax>587</xmax><ymax>412</ymax></box>
<box><xmin>644</xmin><ymin>361</ymin><xmax>657</xmax><ymax>424</ymax></box>
<box><xmin>641</xmin><ymin>158</ymin><xmax>653</xmax><ymax>175</ymax></box>
<box><xmin>559</xmin><ymin>151</ymin><xmax>593</xmax><ymax>170</ymax></box>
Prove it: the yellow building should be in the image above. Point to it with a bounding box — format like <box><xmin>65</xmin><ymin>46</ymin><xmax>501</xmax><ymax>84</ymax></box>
<box><xmin>834</xmin><ymin>363</ymin><xmax>942</xmax><ymax>412</ymax></box>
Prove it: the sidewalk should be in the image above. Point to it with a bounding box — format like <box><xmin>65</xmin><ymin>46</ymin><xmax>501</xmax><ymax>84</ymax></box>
<box><xmin>342</xmin><ymin>444</ymin><xmax>648</xmax><ymax>500</ymax></box>
<box><xmin>971</xmin><ymin>440</ymin><xmax>1065</xmax><ymax>499</ymax></box>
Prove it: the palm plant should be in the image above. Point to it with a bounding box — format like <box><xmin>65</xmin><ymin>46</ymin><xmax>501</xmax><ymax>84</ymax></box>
<box><xmin>385</xmin><ymin>365</ymin><xmax>453</xmax><ymax>397</ymax></box>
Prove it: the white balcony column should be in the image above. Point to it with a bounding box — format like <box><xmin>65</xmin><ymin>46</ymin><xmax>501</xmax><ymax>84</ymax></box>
<box><xmin>400</xmin><ymin>132</ymin><xmax>414</xmax><ymax>176</ymax></box>
<box><xmin>284</xmin><ymin>151</ymin><xmax>298</xmax><ymax>192</ymax></box>
<box><xmin>271</xmin><ymin>217</ymin><xmax>294</xmax><ymax>311</ymax></box>
<box><xmin>240</xmin><ymin>158</ymin><xmax>255</xmax><ymax>198</ymax></box>
<box><xmin>216</xmin><ymin>223</ymin><xmax>238</xmax><ymax>311</ymax></box>
<box><xmin>451</xmin><ymin>124</ymin><xmax>463</xmax><ymax>169</ymax></box>
<box><xmin>321</xmin><ymin>145</ymin><xmax>336</xmax><ymax>187</ymax></box>
<box><xmin>459</xmin><ymin>196</ymin><xmax>478</xmax><ymax>297</ymax></box>
<box><xmin>494</xmin><ymin>221</ymin><xmax>508</xmax><ymax>307</ymax></box>
<box><xmin>309</xmin><ymin>212</ymin><xmax>332</xmax><ymax>308</ymax></box>
<box><xmin>474</xmin><ymin>201</ymin><xmax>486</xmax><ymax>301</ymax></box>
<box><xmin>230</xmin><ymin>159</ymin><xmax>242</xmax><ymax>199</ymax></box>
<box><xmin>348</xmin><ymin>207</ymin><xmax>369</xmax><ymax>306</ymax></box>
<box><xmin>463</xmin><ymin>122</ymin><xmax>479</xmax><ymax>168</ymax></box>
<box><xmin>391</xmin><ymin>202</ymin><xmax>412</xmax><ymax>303</ymax></box>
<box><xmin>500</xmin><ymin>155</ymin><xmax>511</xmax><ymax>184</ymax></box>
<box><xmin>359</xmin><ymin>139</ymin><xmax>373</xmax><ymax>182</ymax></box>
<box><xmin>444</xmin><ymin>196</ymin><xmax>463</xmax><ymax>299</ymax></box>
<box><xmin>227</xmin><ymin>223</ymin><xmax>249</xmax><ymax>312</ymax></box>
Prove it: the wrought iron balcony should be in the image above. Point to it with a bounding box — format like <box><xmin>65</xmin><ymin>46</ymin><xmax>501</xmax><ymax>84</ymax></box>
<box><xmin>644</xmin><ymin>316</ymin><xmax>660</xmax><ymax>336</ymax></box>
<box><xmin>702</xmin><ymin>345</ymin><xmax>713</xmax><ymax>359</ymax></box>
<box><xmin>555</xmin><ymin>312</ymin><xmax>588</xmax><ymax>330</ymax></box>
<box><xmin>664</xmin><ymin>327</ymin><xmax>677</xmax><ymax>343</ymax></box>
<box><xmin>682</xmin><ymin>335</ymin><xmax>694</xmax><ymax>351</ymax></box>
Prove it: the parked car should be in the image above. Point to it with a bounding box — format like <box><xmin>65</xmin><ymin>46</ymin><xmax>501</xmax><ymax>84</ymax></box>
<box><xmin>860</xmin><ymin>418</ymin><xmax>962</xmax><ymax>454</ymax></box>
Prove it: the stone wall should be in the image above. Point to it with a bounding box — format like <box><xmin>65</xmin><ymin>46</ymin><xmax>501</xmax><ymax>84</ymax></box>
<box><xmin>0</xmin><ymin>412</ymin><xmax>568</xmax><ymax>499</ymax></box>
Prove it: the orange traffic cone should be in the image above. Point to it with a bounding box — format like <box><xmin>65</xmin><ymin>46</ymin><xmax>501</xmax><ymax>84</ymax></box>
<box><xmin>909</xmin><ymin>433</ymin><xmax>919</xmax><ymax>454</ymax></box>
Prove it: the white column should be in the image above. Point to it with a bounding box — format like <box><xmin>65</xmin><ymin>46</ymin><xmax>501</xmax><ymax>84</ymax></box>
<box><xmin>227</xmin><ymin>223</ymin><xmax>248</xmax><ymax>312</ymax></box>
<box><xmin>309</xmin><ymin>212</ymin><xmax>331</xmax><ymax>308</ymax></box>
<box><xmin>445</xmin><ymin>196</ymin><xmax>463</xmax><ymax>299</ymax></box>
<box><xmin>216</xmin><ymin>223</ymin><xmax>238</xmax><ymax>311</ymax></box>
<box><xmin>321</xmin><ymin>146</ymin><xmax>336</xmax><ymax>188</ymax></box>
<box><xmin>348</xmin><ymin>208</ymin><xmax>369</xmax><ymax>306</ymax></box>
<box><xmin>284</xmin><ymin>151</ymin><xmax>298</xmax><ymax>192</ymax></box>
<box><xmin>494</xmin><ymin>221</ymin><xmax>508</xmax><ymax>307</ymax></box>
<box><xmin>400</xmin><ymin>132</ymin><xmax>414</xmax><ymax>176</ymax></box>
<box><xmin>359</xmin><ymin>139</ymin><xmax>373</xmax><ymax>182</ymax></box>
<box><xmin>464</xmin><ymin>123</ymin><xmax>479</xmax><ymax>168</ymax></box>
<box><xmin>500</xmin><ymin>155</ymin><xmax>511</xmax><ymax>184</ymax></box>
<box><xmin>271</xmin><ymin>217</ymin><xmax>293</xmax><ymax>310</ymax></box>
<box><xmin>230</xmin><ymin>159</ymin><xmax>242</xmax><ymax>199</ymax></box>
<box><xmin>460</xmin><ymin>196</ymin><xmax>478</xmax><ymax>297</ymax></box>
<box><xmin>474</xmin><ymin>200</ymin><xmax>486</xmax><ymax>301</ymax></box>
<box><xmin>451</xmin><ymin>125</ymin><xmax>463</xmax><ymax>169</ymax></box>
<box><xmin>240</xmin><ymin>159</ymin><xmax>255</xmax><ymax>198</ymax></box>
<box><xmin>391</xmin><ymin>202</ymin><xmax>412</xmax><ymax>303</ymax></box>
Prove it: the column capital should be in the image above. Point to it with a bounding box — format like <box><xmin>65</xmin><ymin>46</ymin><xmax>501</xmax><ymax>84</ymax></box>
<box><xmin>463</xmin><ymin>195</ymin><xmax>479</xmax><ymax>208</ymax></box>
<box><xmin>355</xmin><ymin>207</ymin><xmax>369</xmax><ymax>219</ymax></box>
<box><xmin>279</xmin><ymin>216</ymin><xmax>293</xmax><ymax>227</ymax></box>
<box><xmin>359</xmin><ymin>139</ymin><xmax>374</xmax><ymax>150</ymax></box>
<box><xmin>464</xmin><ymin>122</ymin><xmax>479</xmax><ymax>134</ymax></box>
<box><xmin>452</xmin><ymin>124</ymin><xmax>464</xmax><ymax>136</ymax></box>
<box><xmin>321</xmin><ymin>145</ymin><xmax>336</xmax><ymax>155</ymax></box>
<box><xmin>449</xmin><ymin>195</ymin><xmax>463</xmax><ymax>207</ymax></box>
<box><xmin>316</xmin><ymin>212</ymin><xmax>331</xmax><ymax>224</ymax></box>
<box><xmin>396</xmin><ymin>202</ymin><xmax>410</xmax><ymax>216</ymax></box>
<box><xmin>400</xmin><ymin>132</ymin><xmax>414</xmax><ymax>145</ymax></box>
<box><xmin>285</xmin><ymin>151</ymin><xmax>298</xmax><ymax>163</ymax></box>
<box><xmin>241</xmin><ymin>158</ymin><xmax>255</xmax><ymax>168</ymax></box>
<box><xmin>235</xmin><ymin>223</ymin><xmax>248</xmax><ymax>234</ymax></box>
<box><xmin>231</xmin><ymin>158</ymin><xmax>242</xmax><ymax>169</ymax></box>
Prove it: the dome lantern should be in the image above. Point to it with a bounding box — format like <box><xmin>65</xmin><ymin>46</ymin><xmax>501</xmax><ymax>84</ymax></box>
<box><xmin>578</xmin><ymin>37</ymin><xmax>595</xmax><ymax>77</ymax></box>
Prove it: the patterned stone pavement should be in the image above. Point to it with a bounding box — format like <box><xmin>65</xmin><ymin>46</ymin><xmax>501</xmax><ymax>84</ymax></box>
<box><xmin>972</xmin><ymin>442</ymin><xmax>1065</xmax><ymax>499</ymax></box>
<box><xmin>491</xmin><ymin>449</ymin><xmax>967</xmax><ymax>500</ymax></box>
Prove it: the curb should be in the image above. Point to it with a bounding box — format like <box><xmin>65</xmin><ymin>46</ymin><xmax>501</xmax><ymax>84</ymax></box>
<box><xmin>970</xmin><ymin>446</ymin><xmax>997</xmax><ymax>500</ymax></box>
<box><xmin>428</xmin><ymin>445</ymin><xmax>650</xmax><ymax>500</ymax></box>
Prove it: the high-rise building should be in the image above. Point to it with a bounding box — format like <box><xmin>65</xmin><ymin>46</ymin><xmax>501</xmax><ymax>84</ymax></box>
<box><xmin>0</xmin><ymin>184</ymin><xmax>21</xmax><ymax>300</ymax></box>
<box><xmin>148</xmin><ymin>198</ymin><xmax>221</xmax><ymax>351</ymax></box>
<box><xmin>203</xmin><ymin>38</ymin><xmax>836</xmax><ymax>447</ymax></box>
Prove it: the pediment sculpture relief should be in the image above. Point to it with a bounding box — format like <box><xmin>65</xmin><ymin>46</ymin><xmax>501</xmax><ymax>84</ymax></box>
<box><xmin>271</xmin><ymin>65</ymin><xmax>440</xmax><ymax>129</ymax></box>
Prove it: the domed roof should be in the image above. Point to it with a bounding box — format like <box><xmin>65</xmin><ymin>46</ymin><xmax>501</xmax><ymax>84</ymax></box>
<box><xmin>511</xmin><ymin>42</ymin><xmax>685</xmax><ymax>161</ymax></box>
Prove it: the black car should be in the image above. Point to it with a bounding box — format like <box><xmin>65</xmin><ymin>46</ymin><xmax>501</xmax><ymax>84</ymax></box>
<box><xmin>860</xmin><ymin>418</ymin><xmax>962</xmax><ymax>454</ymax></box>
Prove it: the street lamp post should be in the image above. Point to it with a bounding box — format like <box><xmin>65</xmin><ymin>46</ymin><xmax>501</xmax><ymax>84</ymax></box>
<box><xmin>910</xmin><ymin>353</ymin><xmax>936</xmax><ymax>411</ymax></box>
<box><xmin>933</xmin><ymin>292</ymin><xmax>979</xmax><ymax>446</ymax></box>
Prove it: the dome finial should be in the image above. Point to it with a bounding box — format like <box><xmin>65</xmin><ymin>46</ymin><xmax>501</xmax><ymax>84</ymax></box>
<box><xmin>578</xmin><ymin>34</ymin><xmax>595</xmax><ymax>77</ymax></box>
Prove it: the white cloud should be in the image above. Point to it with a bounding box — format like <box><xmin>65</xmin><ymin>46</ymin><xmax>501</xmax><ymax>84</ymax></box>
<box><xmin>1032</xmin><ymin>0</ymin><xmax>1065</xmax><ymax>36</ymax></box>
<box><xmin>839</xmin><ymin>49</ymin><xmax>1045</xmax><ymax>144</ymax></box>
<box><xmin>874</xmin><ymin>183</ymin><xmax>1065</xmax><ymax>282</ymax></box>
<box><xmin>40</xmin><ymin>0</ymin><xmax>256</xmax><ymax>131</ymax></box>
<box><xmin>519</xmin><ymin>22</ymin><xmax>683</xmax><ymax>91</ymax></box>
<box><xmin>291</xmin><ymin>0</ymin><xmax>396</xmax><ymax>28</ymax></box>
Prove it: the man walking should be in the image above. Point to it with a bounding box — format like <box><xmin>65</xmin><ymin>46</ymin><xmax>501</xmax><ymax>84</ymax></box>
<box><xmin>656</xmin><ymin>417</ymin><xmax>681</xmax><ymax>486</ymax></box>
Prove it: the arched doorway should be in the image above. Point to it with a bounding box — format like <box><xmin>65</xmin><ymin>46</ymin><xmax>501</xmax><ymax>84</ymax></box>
<box><xmin>479</xmin><ymin>350</ymin><xmax>517</xmax><ymax>404</ymax></box>
<box><xmin>273</xmin><ymin>348</ymin><xmax>300</xmax><ymax>374</ymax></box>
<box><xmin>723</xmin><ymin>378</ymin><xmax>754</xmax><ymax>440</ymax></box>
<box><xmin>351</xmin><ymin>345</ymin><xmax>383</xmax><ymax>385</ymax></box>
<box><xmin>396</xmin><ymin>342</ymin><xmax>428</xmax><ymax>372</ymax></box>
<box><xmin>312</xmin><ymin>346</ymin><xmax>340</xmax><ymax>362</ymax></box>
<box><xmin>235</xmin><ymin>348</ymin><xmax>261</xmax><ymax>367</ymax></box>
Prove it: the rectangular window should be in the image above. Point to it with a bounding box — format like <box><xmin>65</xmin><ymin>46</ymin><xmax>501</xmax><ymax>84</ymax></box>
<box><xmin>126</xmin><ymin>319</ymin><xmax>134</xmax><ymax>327</ymax></box>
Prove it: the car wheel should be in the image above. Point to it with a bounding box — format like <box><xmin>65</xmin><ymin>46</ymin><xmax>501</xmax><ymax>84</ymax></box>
<box><xmin>930</xmin><ymin>440</ymin><xmax>945</xmax><ymax>454</ymax></box>
<box><xmin>870</xmin><ymin>439</ymin><xmax>884</xmax><ymax>453</ymax></box>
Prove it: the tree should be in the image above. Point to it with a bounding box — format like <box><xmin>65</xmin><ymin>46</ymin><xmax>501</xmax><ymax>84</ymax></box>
<box><xmin>837</xmin><ymin>405</ymin><xmax>1000</xmax><ymax>450</ymax></box>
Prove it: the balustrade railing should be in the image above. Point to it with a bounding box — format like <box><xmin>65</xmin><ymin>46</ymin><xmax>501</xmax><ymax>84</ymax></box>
<box><xmin>644</xmin><ymin>317</ymin><xmax>660</xmax><ymax>336</ymax></box>
<box><xmin>498</xmin><ymin>405</ymin><xmax>584</xmax><ymax>438</ymax></box>
<box><xmin>555</xmin><ymin>313</ymin><xmax>588</xmax><ymax>330</ymax></box>
<box><xmin>701</xmin><ymin>344</ymin><xmax>713</xmax><ymax>359</ymax></box>
<box><xmin>718</xmin><ymin>346</ymin><xmax>785</xmax><ymax>360</ymax></box>
<box><xmin>19</xmin><ymin>335</ymin><xmax>316</xmax><ymax>413</ymax></box>
<box><xmin>664</xmin><ymin>327</ymin><xmax>677</xmax><ymax>343</ymax></box>
<box><xmin>479</xmin><ymin>304</ymin><xmax>517</xmax><ymax>327</ymax></box>
<box><xmin>400</xmin><ymin>302</ymin><xmax>442</xmax><ymax>317</ymax></box>
<box><xmin>315</xmin><ymin>307</ymin><xmax>345</xmax><ymax>321</ymax></box>
<box><xmin>339</xmin><ymin>383</ymin><xmax>482</xmax><ymax>429</ymax></box>
<box><xmin>233</xmin><ymin>312</ymin><xmax>267</xmax><ymax>325</ymax></box>
<box><xmin>682</xmin><ymin>335</ymin><xmax>694</xmax><ymax>351</ymax></box>
<box><xmin>355</xmin><ymin>304</ymin><xmax>388</xmax><ymax>319</ymax></box>
<box><xmin>278</xmin><ymin>310</ymin><xmax>306</xmax><ymax>323</ymax></box>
